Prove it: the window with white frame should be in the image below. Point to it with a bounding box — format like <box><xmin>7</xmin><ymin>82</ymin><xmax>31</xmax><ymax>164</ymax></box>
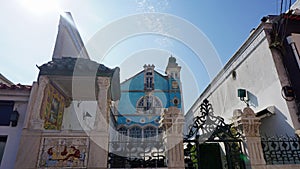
<box><xmin>144</xmin><ymin>126</ymin><xmax>157</xmax><ymax>139</ymax></box>
<box><xmin>136</xmin><ymin>96</ymin><xmax>162</xmax><ymax>114</ymax></box>
<box><xmin>145</xmin><ymin>71</ymin><xmax>154</xmax><ymax>90</ymax></box>
<box><xmin>129</xmin><ymin>126</ymin><xmax>142</xmax><ymax>138</ymax></box>
<box><xmin>118</xmin><ymin>127</ymin><xmax>128</xmax><ymax>141</ymax></box>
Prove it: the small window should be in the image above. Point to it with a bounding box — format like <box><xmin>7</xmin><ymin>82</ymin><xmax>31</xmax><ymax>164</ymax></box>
<box><xmin>0</xmin><ymin>136</ymin><xmax>7</xmax><ymax>165</ymax></box>
<box><xmin>129</xmin><ymin>126</ymin><xmax>142</xmax><ymax>138</ymax></box>
<box><xmin>146</xmin><ymin>77</ymin><xmax>153</xmax><ymax>89</ymax></box>
<box><xmin>145</xmin><ymin>70</ymin><xmax>154</xmax><ymax>90</ymax></box>
<box><xmin>118</xmin><ymin>127</ymin><xmax>128</xmax><ymax>141</ymax></box>
<box><xmin>0</xmin><ymin>101</ymin><xmax>14</xmax><ymax>126</ymax></box>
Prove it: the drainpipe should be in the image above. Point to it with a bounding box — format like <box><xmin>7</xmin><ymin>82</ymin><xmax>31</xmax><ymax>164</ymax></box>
<box><xmin>287</xmin><ymin>36</ymin><xmax>300</xmax><ymax>69</ymax></box>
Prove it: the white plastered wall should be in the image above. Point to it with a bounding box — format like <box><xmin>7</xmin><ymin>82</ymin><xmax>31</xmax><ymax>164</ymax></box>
<box><xmin>186</xmin><ymin>30</ymin><xmax>295</xmax><ymax>136</ymax></box>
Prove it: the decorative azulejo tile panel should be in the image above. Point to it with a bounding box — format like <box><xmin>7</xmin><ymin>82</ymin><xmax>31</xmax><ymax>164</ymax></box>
<box><xmin>38</xmin><ymin>137</ymin><xmax>89</xmax><ymax>168</ymax></box>
<box><xmin>42</xmin><ymin>84</ymin><xmax>65</xmax><ymax>130</ymax></box>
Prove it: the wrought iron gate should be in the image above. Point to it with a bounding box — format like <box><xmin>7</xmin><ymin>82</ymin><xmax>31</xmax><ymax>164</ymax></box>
<box><xmin>184</xmin><ymin>99</ymin><xmax>246</xmax><ymax>169</ymax></box>
<box><xmin>108</xmin><ymin>139</ymin><xmax>166</xmax><ymax>168</ymax></box>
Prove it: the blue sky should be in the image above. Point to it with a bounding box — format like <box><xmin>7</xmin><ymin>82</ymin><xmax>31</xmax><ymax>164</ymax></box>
<box><xmin>0</xmin><ymin>0</ymin><xmax>297</xmax><ymax>111</ymax></box>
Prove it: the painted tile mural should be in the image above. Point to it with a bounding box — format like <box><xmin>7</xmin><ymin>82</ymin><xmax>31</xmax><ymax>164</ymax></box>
<box><xmin>43</xmin><ymin>84</ymin><xmax>65</xmax><ymax>130</ymax></box>
<box><xmin>38</xmin><ymin>137</ymin><xmax>89</xmax><ymax>168</ymax></box>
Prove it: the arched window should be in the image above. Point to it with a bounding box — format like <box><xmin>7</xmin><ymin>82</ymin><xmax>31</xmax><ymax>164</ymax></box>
<box><xmin>136</xmin><ymin>96</ymin><xmax>162</xmax><ymax>114</ymax></box>
<box><xmin>129</xmin><ymin>126</ymin><xmax>142</xmax><ymax>138</ymax></box>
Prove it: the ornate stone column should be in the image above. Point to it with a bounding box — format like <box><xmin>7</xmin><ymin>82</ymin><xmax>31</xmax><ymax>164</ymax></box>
<box><xmin>29</xmin><ymin>76</ymin><xmax>49</xmax><ymax>130</ymax></box>
<box><xmin>93</xmin><ymin>76</ymin><xmax>110</xmax><ymax>131</ymax></box>
<box><xmin>87</xmin><ymin>76</ymin><xmax>111</xmax><ymax>169</ymax></box>
<box><xmin>233</xmin><ymin>107</ymin><xmax>266</xmax><ymax>169</ymax></box>
<box><xmin>160</xmin><ymin>107</ymin><xmax>185</xmax><ymax>169</ymax></box>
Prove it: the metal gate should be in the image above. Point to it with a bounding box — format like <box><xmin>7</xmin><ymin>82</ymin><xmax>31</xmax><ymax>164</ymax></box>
<box><xmin>108</xmin><ymin>139</ymin><xmax>166</xmax><ymax>168</ymax></box>
<box><xmin>184</xmin><ymin>99</ymin><xmax>246</xmax><ymax>169</ymax></box>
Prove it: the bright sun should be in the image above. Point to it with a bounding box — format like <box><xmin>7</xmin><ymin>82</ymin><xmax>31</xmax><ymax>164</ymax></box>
<box><xmin>22</xmin><ymin>0</ymin><xmax>60</xmax><ymax>15</ymax></box>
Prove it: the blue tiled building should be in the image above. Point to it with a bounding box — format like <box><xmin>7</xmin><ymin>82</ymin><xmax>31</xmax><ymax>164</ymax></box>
<box><xmin>114</xmin><ymin>56</ymin><xmax>182</xmax><ymax>139</ymax></box>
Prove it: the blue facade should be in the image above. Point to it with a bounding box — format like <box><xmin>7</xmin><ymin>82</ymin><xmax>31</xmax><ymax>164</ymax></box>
<box><xmin>114</xmin><ymin>57</ymin><xmax>182</xmax><ymax>138</ymax></box>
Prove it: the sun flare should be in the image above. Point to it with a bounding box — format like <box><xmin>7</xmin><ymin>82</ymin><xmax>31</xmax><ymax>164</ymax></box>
<box><xmin>22</xmin><ymin>0</ymin><xmax>60</xmax><ymax>15</ymax></box>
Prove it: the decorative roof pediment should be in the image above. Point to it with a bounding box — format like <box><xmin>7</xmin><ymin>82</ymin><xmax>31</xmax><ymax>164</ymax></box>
<box><xmin>38</xmin><ymin>57</ymin><xmax>117</xmax><ymax>77</ymax></box>
<box><xmin>37</xmin><ymin>57</ymin><xmax>120</xmax><ymax>101</ymax></box>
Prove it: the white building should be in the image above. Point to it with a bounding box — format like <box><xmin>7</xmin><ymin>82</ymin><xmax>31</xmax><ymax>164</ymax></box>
<box><xmin>184</xmin><ymin>2</ymin><xmax>300</xmax><ymax>168</ymax></box>
<box><xmin>0</xmin><ymin>79</ymin><xmax>31</xmax><ymax>169</ymax></box>
<box><xmin>185</xmin><ymin>2</ymin><xmax>300</xmax><ymax>137</ymax></box>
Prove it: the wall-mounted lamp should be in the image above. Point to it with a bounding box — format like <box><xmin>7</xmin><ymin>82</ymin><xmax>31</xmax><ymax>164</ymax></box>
<box><xmin>238</xmin><ymin>89</ymin><xmax>249</xmax><ymax>107</ymax></box>
<box><xmin>10</xmin><ymin>110</ymin><xmax>19</xmax><ymax>127</ymax></box>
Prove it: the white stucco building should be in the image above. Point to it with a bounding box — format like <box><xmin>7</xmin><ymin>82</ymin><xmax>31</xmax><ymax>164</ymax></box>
<box><xmin>0</xmin><ymin>78</ymin><xmax>31</xmax><ymax>169</ymax></box>
<box><xmin>185</xmin><ymin>0</ymin><xmax>300</xmax><ymax>141</ymax></box>
<box><xmin>183</xmin><ymin>2</ymin><xmax>300</xmax><ymax>168</ymax></box>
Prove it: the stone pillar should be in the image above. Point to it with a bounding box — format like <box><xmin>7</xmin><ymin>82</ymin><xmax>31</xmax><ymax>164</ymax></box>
<box><xmin>30</xmin><ymin>76</ymin><xmax>49</xmax><ymax>130</ymax></box>
<box><xmin>87</xmin><ymin>76</ymin><xmax>110</xmax><ymax>169</ymax></box>
<box><xmin>94</xmin><ymin>76</ymin><xmax>110</xmax><ymax>131</ymax></box>
<box><xmin>160</xmin><ymin>107</ymin><xmax>185</xmax><ymax>169</ymax></box>
<box><xmin>233</xmin><ymin>107</ymin><xmax>266</xmax><ymax>169</ymax></box>
<box><xmin>15</xmin><ymin>76</ymin><xmax>49</xmax><ymax>168</ymax></box>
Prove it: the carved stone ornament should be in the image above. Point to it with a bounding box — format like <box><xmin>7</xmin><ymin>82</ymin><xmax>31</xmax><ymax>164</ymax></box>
<box><xmin>97</xmin><ymin>77</ymin><xmax>110</xmax><ymax>89</ymax></box>
<box><xmin>242</xmin><ymin>107</ymin><xmax>256</xmax><ymax>117</ymax></box>
<box><xmin>240</xmin><ymin>107</ymin><xmax>261</xmax><ymax>137</ymax></box>
<box><xmin>160</xmin><ymin>107</ymin><xmax>184</xmax><ymax>135</ymax></box>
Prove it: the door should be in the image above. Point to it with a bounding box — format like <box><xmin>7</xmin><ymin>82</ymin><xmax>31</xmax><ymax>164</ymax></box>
<box><xmin>199</xmin><ymin>143</ymin><xmax>222</xmax><ymax>169</ymax></box>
